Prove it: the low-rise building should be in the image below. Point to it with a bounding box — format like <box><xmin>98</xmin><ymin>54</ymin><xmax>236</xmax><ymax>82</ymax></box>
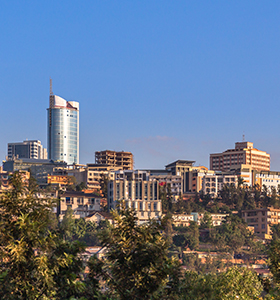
<box><xmin>59</xmin><ymin>191</ymin><xmax>101</xmax><ymax>220</ymax></box>
<box><xmin>172</xmin><ymin>214</ymin><xmax>194</xmax><ymax>226</ymax></box>
<box><xmin>85</xmin><ymin>211</ymin><xmax>113</xmax><ymax>225</ymax></box>
<box><xmin>241</xmin><ymin>207</ymin><xmax>280</xmax><ymax>239</ymax></box>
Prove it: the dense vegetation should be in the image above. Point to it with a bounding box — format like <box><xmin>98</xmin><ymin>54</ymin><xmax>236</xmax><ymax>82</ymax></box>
<box><xmin>2</xmin><ymin>173</ymin><xmax>280</xmax><ymax>299</ymax></box>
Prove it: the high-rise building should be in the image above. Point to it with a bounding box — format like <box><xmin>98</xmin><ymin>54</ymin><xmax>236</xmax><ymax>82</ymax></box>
<box><xmin>95</xmin><ymin>150</ymin><xmax>133</xmax><ymax>170</ymax></box>
<box><xmin>47</xmin><ymin>84</ymin><xmax>79</xmax><ymax>165</ymax></box>
<box><xmin>210</xmin><ymin>141</ymin><xmax>270</xmax><ymax>172</ymax></box>
<box><xmin>7</xmin><ymin>140</ymin><xmax>47</xmax><ymax>160</ymax></box>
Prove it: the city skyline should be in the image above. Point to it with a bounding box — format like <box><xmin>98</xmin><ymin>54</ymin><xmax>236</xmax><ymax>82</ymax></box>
<box><xmin>1</xmin><ymin>1</ymin><xmax>279</xmax><ymax>170</ymax></box>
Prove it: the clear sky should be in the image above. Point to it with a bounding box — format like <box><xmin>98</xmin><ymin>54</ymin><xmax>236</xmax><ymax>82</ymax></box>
<box><xmin>1</xmin><ymin>1</ymin><xmax>280</xmax><ymax>170</ymax></box>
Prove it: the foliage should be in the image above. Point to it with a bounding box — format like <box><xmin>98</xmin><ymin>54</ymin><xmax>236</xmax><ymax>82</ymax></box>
<box><xmin>173</xmin><ymin>222</ymin><xmax>199</xmax><ymax>250</ymax></box>
<box><xmin>210</xmin><ymin>214</ymin><xmax>253</xmax><ymax>254</ymax></box>
<box><xmin>89</xmin><ymin>207</ymin><xmax>181</xmax><ymax>300</ymax></box>
<box><xmin>0</xmin><ymin>172</ymin><xmax>87</xmax><ymax>300</ymax></box>
<box><xmin>99</xmin><ymin>173</ymin><xmax>109</xmax><ymax>199</ymax></box>
<box><xmin>180</xmin><ymin>266</ymin><xmax>263</xmax><ymax>300</ymax></box>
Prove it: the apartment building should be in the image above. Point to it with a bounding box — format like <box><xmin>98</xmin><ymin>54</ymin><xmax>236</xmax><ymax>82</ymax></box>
<box><xmin>59</xmin><ymin>191</ymin><xmax>101</xmax><ymax>220</ymax></box>
<box><xmin>210</xmin><ymin>141</ymin><xmax>270</xmax><ymax>172</ymax></box>
<box><xmin>95</xmin><ymin>150</ymin><xmax>133</xmax><ymax>170</ymax></box>
<box><xmin>242</xmin><ymin>207</ymin><xmax>280</xmax><ymax>239</ymax></box>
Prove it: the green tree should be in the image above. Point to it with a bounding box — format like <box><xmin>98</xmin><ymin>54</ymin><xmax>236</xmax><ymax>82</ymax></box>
<box><xmin>200</xmin><ymin>212</ymin><xmax>213</xmax><ymax>229</ymax></box>
<box><xmin>89</xmin><ymin>206</ymin><xmax>181</xmax><ymax>300</ymax></box>
<box><xmin>180</xmin><ymin>267</ymin><xmax>263</xmax><ymax>300</ymax></box>
<box><xmin>0</xmin><ymin>172</ymin><xmax>87</xmax><ymax>299</ymax></box>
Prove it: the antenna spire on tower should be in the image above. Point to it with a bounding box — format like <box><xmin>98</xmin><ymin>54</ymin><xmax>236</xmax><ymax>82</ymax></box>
<box><xmin>243</xmin><ymin>133</ymin><xmax>245</xmax><ymax>142</ymax></box>
<box><xmin>50</xmin><ymin>78</ymin><xmax>53</xmax><ymax>95</ymax></box>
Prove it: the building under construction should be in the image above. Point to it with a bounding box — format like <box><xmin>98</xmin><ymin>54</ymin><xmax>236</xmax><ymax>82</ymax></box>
<box><xmin>95</xmin><ymin>150</ymin><xmax>134</xmax><ymax>170</ymax></box>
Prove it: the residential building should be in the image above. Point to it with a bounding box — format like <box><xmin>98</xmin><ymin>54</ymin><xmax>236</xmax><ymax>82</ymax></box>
<box><xmin>191</xmin><ymin>212</ymin><xmax>228</xmax><ymax>226</ymax></box>
<box><xmin>7</xmin><ymin>140</ymin><xmax>47</xmax><ymax>160</ymax></box>
<box><xmin>59</xmin><ymin>191</ymin><xmax>101</xmax><ymax>220</ymax></box>
<box><xmin>85</xmin><ymin>211</ymin><xmax>113</xmax><ymax>225</ymax></box>
<box><xmin>241</xmin><ymin>207</ymin><xmax>280</xmax><ymax>239</ymax></box>
<box><xmin>172</xmin><ymin>214</ymin><xmax>194</xmax><ymax>227</ymax></box>
<box><xmin>210</xmin><ymin>141</ymin><xmax>270</xmax><ymax>172</ymax></box>
<box><xmin>95</xmin><ymin>150</ymin><xmax>133</xmax><ymax>170</ymax></box>
<box><xmin>48</xmin><ymin>84</ymin><xmax>79</xmax><ymax>164</ymax></box>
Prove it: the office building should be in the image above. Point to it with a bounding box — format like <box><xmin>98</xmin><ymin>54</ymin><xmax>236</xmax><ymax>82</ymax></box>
<box><xmin>210</xmin><ymin>141</ymin><xmax>270</xmax><ymax>172</ymax></box>
<box><xmin>7</xmin><ymin>140</ymin><xmax>47</xmax><ymax>160</ymax></box>
<box><xmin>48</xmin><ymin>84</ymin><xmax>79</xmax><ymax>165</ymax></box>
<box><xmin>108</xmin><ymin>170</ymin><xmax>162</xmax><ymax>224</ymax></box>
<box><xmin>3</xmin><ymin>158</ymin><xmax>67</xmax><ymax>186</ymax></box>
<box><xmin>95</xmin><ymin>150</ymin><xmax>133</xmax><ymax>170</ymax></box>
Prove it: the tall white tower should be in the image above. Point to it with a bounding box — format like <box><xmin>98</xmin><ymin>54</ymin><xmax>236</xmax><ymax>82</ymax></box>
<box><xmin>47</xmin><ymin>81</ymin><xmax>79</xmax><ymax>164</ymax></box>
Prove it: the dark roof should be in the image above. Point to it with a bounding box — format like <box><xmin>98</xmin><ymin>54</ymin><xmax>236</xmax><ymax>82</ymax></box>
<box><xmin>86</xmin><ymin>211</ymin><xmax>113</xmax><ymax>219</ymax></box>
<box><xmin>165</xmin><ymin>160</ymin><xmax>195</xmax><ymax>168</ymax></box>
<box><xmin>61</xmin><ymin>191</ymin><xmax>101</xmax><ymax>198</ymax></box>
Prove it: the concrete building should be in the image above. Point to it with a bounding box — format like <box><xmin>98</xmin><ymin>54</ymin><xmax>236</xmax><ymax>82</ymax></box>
<box><xmin>242</xmin><ymin>207</ymin><xmax>280</xmax><ymax>239</ymax></box>
<box><xmin>210</xmin><ymin>141</ymin><xmax>270</xmax><ymax>172</ymax></box>
<box><xmin>3</xmin><ymin>158</ymin><xmax>67</xmax><ymax>186</ymax></box>
<box><xmin>48</xmin><ymin>85</ymin><xmax>79</xmax><ymax>165</ymax></box>
<box><xmin>7</xmin><ymin>140</ymin><xmax>47</xmax><ymax>160</ymax></box>
<box><xmin>108</xmin><ymin>172</ymin><xmax>162</xmax><ymax>224</ymax></box>
<box><xmin>59</xmin><ymin>191</ymin><xmax>101</xmax><ymax>220</ymax></box>
<box><xmin>86</xmin><ymin>164</ymin><xmax>122</xmax><ymax>190</ymax></box>
<box><xmin>95</xmin><ymin>150</ymin><xmax>133</xmax><ymax>170</ymax></box>
<box><xmin>172</xmin><ymin>214</ymin><xmax>194</xmax><ymax>227</ymax></box>
<box><xmin>150</xmin><ymin>174</ymin><xmax>182</xmax><ymax>198</ymax></box>
<box><xmin>165</xmin><ymin>160</ymin><xmax>195</xmax><ymax>193</ymax></box>
<box><xmin>202</xmin><ymin>173</ymin><xmax>239</xmax><ymax>197</ymax></box>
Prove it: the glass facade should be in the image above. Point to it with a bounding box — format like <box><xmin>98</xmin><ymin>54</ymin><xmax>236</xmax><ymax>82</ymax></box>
<box><xmin>48</xmin><ymin>95</ymin><xmax>79</xmax><ymax>164</ymax></box>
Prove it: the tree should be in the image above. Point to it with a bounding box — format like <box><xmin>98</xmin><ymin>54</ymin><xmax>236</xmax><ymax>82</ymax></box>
<box><xmin>210</xmin><ymin>215</ymin><xmax>253</xmax><ymax>255</ymax></box>
<box><xmin>200</xmin><ymin>212</ymin><xmax>213</xmax><ymax>229</ymax></box>
<box><xmin>173</xmin><ymin>221</ymin><xmax>199</xmax><ymax>250</ymax></box>
<box><xmin>89</xmin><ymin>206</ymin><xmax>181</xmax><ymax>300</ymax></box>
<box><xmin>180</xmin><ymin>267</ymin><xmax>263</xmax><ymax>300</ymax></box>
<box><xmin>99</xmin><ymin>173</ymin><xmax>108</xmax><ymax>199</ymax></box>
<box><xmin>0</xmin><ymin>172</ymin><xmax>87</xmax><ymax>299</ymax></box>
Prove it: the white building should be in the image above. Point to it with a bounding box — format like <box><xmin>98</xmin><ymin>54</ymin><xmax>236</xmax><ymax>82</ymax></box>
<box><xmin>8</xmin><ymin>140</ymin><xmax>47</xmax><ymax>160</ymax></box>
<box><xmin>48</xmin><ymin>86</ymin><xmax>79</xmax><ymax>164</ymax></box>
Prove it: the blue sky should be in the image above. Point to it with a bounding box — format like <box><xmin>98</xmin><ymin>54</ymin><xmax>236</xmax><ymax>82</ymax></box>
<box><xmin>1</xmin><ymin>1</ymin><xmax>280</xmax><ymax>169</ymax></box>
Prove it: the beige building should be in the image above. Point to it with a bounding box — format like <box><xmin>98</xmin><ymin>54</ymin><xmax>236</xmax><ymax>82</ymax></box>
<box><xmin>242</xmin><ymin>207</ymin><xmax>280</xmax><ymax>239</ymax></box>
<box><xmin>95</xmin><ymin>150</ymin><xmax>133</xmax><ymax>170</ymax></box>
<box><xmin>85</xmin><ymin>211</ymin><xmax>113</xmax><ymax>225</ymax></box>
<box><xmin>202</xmin><ymin>173</ymin><xmax>238</xmax><ymax>197</ymax></box>
<box><xmin>172</xmin><ymin>214</ymin><xmax>194</xmax><ymax>227</ymax></box>
<box><xmin>108</xmin><ymin>177</ymin><xmax>162</xmax><ymax>224</ymax></box>
<box><xmin>210</xmin><ymin>141</ymin><xmax>270</xmax><ymax>172</ymax></box>
<box><xmin>150</xmin><ymin>174</ymin><xmax>182</xmax><ymax>198</ymax></box>
<box><xmin>59</xmin><ymin>191</ymin><xmax>101</xmax><ymax>220</ymax></box>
